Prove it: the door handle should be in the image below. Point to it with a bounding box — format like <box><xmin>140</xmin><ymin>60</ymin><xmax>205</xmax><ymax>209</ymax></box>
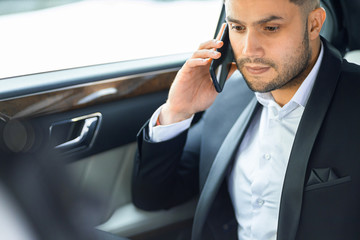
<box><xmin>50</xmin><ymin>113</ymin><xmax>102</xmax><ymax>153</ymax></box>
<box><xmin>55</xmin><ymin>116</ymin><xmax>97</xmax><ymax>150</ymax></box>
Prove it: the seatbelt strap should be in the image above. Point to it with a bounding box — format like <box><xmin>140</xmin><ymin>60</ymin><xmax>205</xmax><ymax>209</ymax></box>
<box><xmin>191</xmin><ymin>97</ymin><xmax>258</xmax><ymax>240</ymax></box>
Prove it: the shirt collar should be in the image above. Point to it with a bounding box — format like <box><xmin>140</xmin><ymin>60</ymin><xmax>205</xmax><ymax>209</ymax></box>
<box><xmin>255</xmin><ymin>41</ymin><xmax>324</xmax><ymax>109</ymax></box>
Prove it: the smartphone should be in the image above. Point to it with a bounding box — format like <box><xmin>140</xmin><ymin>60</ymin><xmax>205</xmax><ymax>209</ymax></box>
<box><xmin>209</xmin><ymin>24</ymin><xmax>234</xmax><ymax>93</ymax></box>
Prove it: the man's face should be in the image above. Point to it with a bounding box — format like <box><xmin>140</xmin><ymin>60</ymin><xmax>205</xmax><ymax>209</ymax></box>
<box><xmin>225</xmin><ymin>0</ymin><xmax>312</xmax><ymax>93</ymax></box>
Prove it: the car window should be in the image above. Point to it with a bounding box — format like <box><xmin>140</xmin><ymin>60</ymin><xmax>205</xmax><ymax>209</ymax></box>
<box><xmin>0</xmin><ymin>0</ymin><xmax>222</xmax><ymax>79</ymax></box>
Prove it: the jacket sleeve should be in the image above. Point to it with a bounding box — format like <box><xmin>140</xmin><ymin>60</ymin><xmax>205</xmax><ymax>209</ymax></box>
<box><xmin>131</xmin><ymin>118</ymin><xmax>203</xmax><ymax>211</ymax></box>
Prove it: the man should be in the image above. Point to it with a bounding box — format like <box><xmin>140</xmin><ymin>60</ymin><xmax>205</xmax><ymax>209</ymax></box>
<box><xmin>132</xmin><ymin>0</ymin><xmax>360</xmax><ymax>239</ymax></box>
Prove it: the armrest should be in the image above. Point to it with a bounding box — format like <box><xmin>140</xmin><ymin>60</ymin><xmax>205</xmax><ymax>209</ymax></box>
<box><xmin>96</xmin><ymin>199</ymin><xmax>197</xmax><ymax>237</ymax></box>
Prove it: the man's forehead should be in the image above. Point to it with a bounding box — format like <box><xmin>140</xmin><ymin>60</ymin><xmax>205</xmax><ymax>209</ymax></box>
<box><xmin>225</xmin><ymin>0</ymin><xmax>299</xmax><ymax>23</ymax></box>
<box><xmin>225</xmin><ymin>0</ymin><xmax>294</xmax><ymax>4</ymax></box>
<box><xmin>225</xmin><ymin>0</ymin><xmax>297</xmax><ymax>12</ymax></box>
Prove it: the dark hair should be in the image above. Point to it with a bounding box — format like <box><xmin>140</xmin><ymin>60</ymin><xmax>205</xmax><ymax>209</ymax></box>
<box><xmin>223</xmin><ymin>0</ymin><xmax>320</xmax><ymax>17</ymax></box>
<box><xmin>292</xmin><ymin>0</ymin><xmax>321</xmax><ymax>18</ymax></box>
<box><xmin>290</xmin><ymin>0</ymin><xmax>320</xmax><ymax>7</ymax></box>
<box><xmin>223</xmin><ymin>0</ymin><xmax>320</xmax><ymax>8</ymax></box>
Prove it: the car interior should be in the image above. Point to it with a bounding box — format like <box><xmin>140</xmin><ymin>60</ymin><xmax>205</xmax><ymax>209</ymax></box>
<box><xmin>0</xmin><ymin>0</ymin><xmax>359</xmax><ymax>239</ymax></box>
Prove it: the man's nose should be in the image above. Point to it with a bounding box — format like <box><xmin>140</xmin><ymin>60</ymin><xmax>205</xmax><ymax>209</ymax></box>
<box><xmin>242</xmin><ymin>30</ymin><xmax>264</xmax><ymax>58</ymax></box>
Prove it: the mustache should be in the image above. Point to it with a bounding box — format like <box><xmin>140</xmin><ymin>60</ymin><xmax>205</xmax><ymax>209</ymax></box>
<box><xmin>237</xmin><ymin>58</ymin><xmax>277</xmax><ymax>70</ymax></box>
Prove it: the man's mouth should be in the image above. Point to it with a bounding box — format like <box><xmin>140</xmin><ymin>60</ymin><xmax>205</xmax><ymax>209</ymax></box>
<box><xmin>244</xmin><ymin>65</ymin><xmax>271</xmax><ymax>74</ymax></box>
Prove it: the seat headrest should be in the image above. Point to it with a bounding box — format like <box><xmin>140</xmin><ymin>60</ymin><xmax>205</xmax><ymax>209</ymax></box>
<box><xmin>320</xmin><ymin>0</ymin><xmax>347</xmax><ymax>54</ymax></box>
<box><xmin>339</xmin><ymin>0</ymin><xmax>360</xmax><ymax>51</ymax></box>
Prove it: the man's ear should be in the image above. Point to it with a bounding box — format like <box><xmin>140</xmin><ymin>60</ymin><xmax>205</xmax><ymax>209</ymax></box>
<box><xmin>308</xmin><ymin>7</ymin><xmax>326</xmax><ymax>40</ymax></box>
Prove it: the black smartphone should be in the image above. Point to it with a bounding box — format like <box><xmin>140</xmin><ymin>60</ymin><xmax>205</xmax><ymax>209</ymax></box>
<box><xmin>209</xmin><ymin>24</ymin><xmax>234</xmax><ymax>93</ymax></box>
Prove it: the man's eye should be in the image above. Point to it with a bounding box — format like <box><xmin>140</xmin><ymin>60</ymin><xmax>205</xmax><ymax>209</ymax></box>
<box><xmin>264</xmin><ymin>26</ymin><xmax>279</xmax><ymax>32</ymax></box>
<box><xmin>230</xmin><ymin>24</ymin><xmax>246</xmax><ymax>32</ymax></box>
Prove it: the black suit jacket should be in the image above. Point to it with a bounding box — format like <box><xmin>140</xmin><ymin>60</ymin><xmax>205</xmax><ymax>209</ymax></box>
<box><xmin>132</xmin><ymin>39</ymin><xmax>360</xmax><ymax>240</ymax></box>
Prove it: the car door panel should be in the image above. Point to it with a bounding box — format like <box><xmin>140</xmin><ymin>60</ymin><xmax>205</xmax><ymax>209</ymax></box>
<box><xmin>0</xmin><ymin>53</ymin><xmax>197</xmax><ymax>239</ymax></box>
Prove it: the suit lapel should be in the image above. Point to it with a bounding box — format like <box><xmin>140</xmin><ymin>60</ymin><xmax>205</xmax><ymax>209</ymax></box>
<box><xmin>192</xmin><ymin>97</ymin><xmax>259</xmax><ymax>240</ymax></box>
<box><xmin>199</xmin><ymin>71</ymin><xmax>255</xmax><ymax>189</ymax></box>
<box><xmin>277</xmin><ymin>40</ymin><xmax>343</xmax><ymax>240</ymax></box>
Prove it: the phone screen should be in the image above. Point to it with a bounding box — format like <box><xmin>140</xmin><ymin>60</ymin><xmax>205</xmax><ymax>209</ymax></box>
<box><xmin>209</xmin><ymin>24</ymin><xmax>234</xmax><ymax>93</ymax></box>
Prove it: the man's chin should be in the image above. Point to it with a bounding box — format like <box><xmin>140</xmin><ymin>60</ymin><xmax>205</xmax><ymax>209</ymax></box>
<box><xmin>249</xmin><ymin>86</ymin><xmax>276</xmax><ymax>93</ymax></box>
<box><xmin>240</xmin><ymin>74</ymin><xmax>277</xmax><ymax>93</ymax></box>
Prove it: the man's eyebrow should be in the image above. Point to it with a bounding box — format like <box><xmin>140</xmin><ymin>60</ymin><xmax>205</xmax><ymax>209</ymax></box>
<box><xmin>226</xmin><ymin>15</ymin><xmax>284</xmax><ymax>25</ymax></box>
<box><xmin>226</xmin><ymin>16</ymin><xmax>244</xmax><ymax>25</ymax></box>
<box><xmin>256</xmin><ymin>15</ymin><xmax>284</xmax><ymax>25</ymax></box>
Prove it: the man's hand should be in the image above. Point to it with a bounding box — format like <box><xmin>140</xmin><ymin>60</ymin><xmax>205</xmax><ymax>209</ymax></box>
<box><xmin>159</xmin><ymin>24</ymin><xmax>227</xmax><ymax>125</ymax></box>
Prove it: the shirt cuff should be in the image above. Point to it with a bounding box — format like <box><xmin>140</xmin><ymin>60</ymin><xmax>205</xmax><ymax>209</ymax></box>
<box><xmin>148</xmin><ymin>104</ymin><xmax>194</xmax><ymax>142</ymax></box>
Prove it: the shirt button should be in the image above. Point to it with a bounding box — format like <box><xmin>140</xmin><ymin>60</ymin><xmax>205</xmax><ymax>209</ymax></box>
<box><xmin>257</xmin><ymin>199</ymin><xmax>265</xmax><ymax>206</ymax></box>
<box><xmin>264</xmin><ymin>153</ymin><xmax>271</xmax><ymax>160</ymax></box>
<box><xmin>272</xmin><ymin>108</ymin><xmax>279</xmax><ymax>116</ymax></box>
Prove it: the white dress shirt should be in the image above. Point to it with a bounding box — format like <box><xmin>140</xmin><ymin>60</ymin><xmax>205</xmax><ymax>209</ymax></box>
<box><xmin>148</xmin><ymin>44</ymin><xmax>324</xmax><ymax>240</ymax></box>
<box><xmin>228</xmin><ymin>44</ymin><xmax>323</xmax><ymax>240</ymax></box>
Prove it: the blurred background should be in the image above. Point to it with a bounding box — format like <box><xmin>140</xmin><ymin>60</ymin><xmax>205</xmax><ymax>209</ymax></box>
<box><xmin>0</xmin><ymin>0</ymin><xmax>221</xmax><ymax>79</ymax></box>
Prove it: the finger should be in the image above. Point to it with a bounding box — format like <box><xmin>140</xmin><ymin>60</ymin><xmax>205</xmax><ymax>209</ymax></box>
<box><xmin>198</xmin><ymin>39</ymin><xmax>223</xmax><ymax>50</ymax></box>
<box><xmin>191</xmin><ymin>23</ymin><xmax>228</xmax><ymax>68</ymax></box>
<box><xmin>192</xmin><ymin>49</ymin><xmax>221</xmax><ymax>60</ymax></box>
<box><xmin>198</xmin><ymin>23</ymin><xmax>227</xmax><ymax>50</ymax></box>
<box><xmin>208</xmin><ymin>23</ymin><xmax>227</xmax><ymax>64</ymax></box>
<box><xmin>186</xmin><ymin>58</ymin><xmax>212</xmax><ymax>68</ymax></box>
